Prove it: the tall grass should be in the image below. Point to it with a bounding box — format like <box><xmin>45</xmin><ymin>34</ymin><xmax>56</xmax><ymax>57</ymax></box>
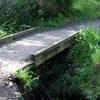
<box><xmin>73</xmin><ymin>0</ymin><xmax>100</xmax><ymax>20</ymax></box>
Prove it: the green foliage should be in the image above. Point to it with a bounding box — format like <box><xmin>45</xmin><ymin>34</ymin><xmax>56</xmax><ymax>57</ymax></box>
<box><xmin>17</xmin><ymin>68</ymin><xmax>29</xmax><ymax>85</ymax></box>
<box><xmin>44</xmin><ymin>27</ymin><xmax>100</xmax><ymax>100</ymax></box>
<box><xmin>0</xmin><ymin>0</ymin><xmax>100</xmax><ymax>38</ymax></box>
<box><xmin>38</xmin><ymin>13</ymin><xmax>68</xmax><ymax>28</ymax></box>
<box><xmin>67</xmin><ymin>27</ymin><xmax>100</xmax><ymax>100</ymax></box>
<box><xmin>17</xmin><ymin>67</ymin><xmax>39</xmax><ymax>92</ymax></box>
<box><xmin>73</xmin><ymin>0</ymin><xmax>100</xmax><ymax>19</ymax></box>
<box><xmin>0</xmin><ymin>28</ymin><xmax>7</xmax><ymax>38</ymax></box>
<box><xmin>67</xmin><ymin>27</ymin><xmax>97</xmax><ymax>68</ymax></box>
<box><xmin>0</xmin><ymin>0</ymin><xmax>73</xmax><ymax>25</ymax></box>
<box><xmin>16</xmin><ymin>27</ymin><xmax>100</xmax><ymax>99</ymax></box>
<box><xmin>0</xmin><ymin>0</ymin><xmax>74</xmax><ymax>37</ymax></box>
<box><xmin>37</xmin><ymin>0</ymin><xmax>73</xmax><ymax>19</ymax></box>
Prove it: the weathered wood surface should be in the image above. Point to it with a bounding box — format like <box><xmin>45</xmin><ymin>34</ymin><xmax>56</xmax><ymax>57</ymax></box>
<box><xmin>0</xmin><ymin>19</ymin><xmax>100</xmax><ymax>76</ymax></box>
<box><xmin>0</xmin><ymin>26</ymin><xmax>76</xmax><ymax>75</ymax></box>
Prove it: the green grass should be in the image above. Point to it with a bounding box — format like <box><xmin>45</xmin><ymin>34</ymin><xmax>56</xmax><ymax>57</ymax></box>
<box><xmin>0</xmin><ymin>28</ymin><xmax>7</xmax><ymax>38</ymax></box>
<box><xmin>17</xmin><ymin>67</ymin><xmax>39</xmax><ymax>92</ymax></box>
<box><xmin>93</xmin><ymin>48</ymin><xmax>100</xmax><ymax>63</ymax></box>
<box><xmin>73</xmin><ymin>0</ymin><xmax>100</xmax><ymax>20</ymax></box>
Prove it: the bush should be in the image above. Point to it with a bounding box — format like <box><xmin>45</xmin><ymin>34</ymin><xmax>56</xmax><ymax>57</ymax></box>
<box><xmin>38</xmin><ymin>0</ymin><xmax>73</xmax><ymax>18</ymax></box>
<box><xmin>67</xmin><ymin>27</ymin><xmax>97</xmax><ymax>68</ymax></box>
<box><xmin>48</xmin><ymin>27</ymin><xmax>100</xmax><ymax>100</ymax></box>
<box><xmin>66</xmin><ymin>27</ymin><xmax>100</xmax><ymax>100</ymax></box>
<box><xmin>17</xmin><ymin>67</ymin><xmax>39</xmax><ymax>92</ymax></box>
<box><xmin>0</xmin><ymin>0</ymin><xmax>73</xmax><ymax>31</ymax></box>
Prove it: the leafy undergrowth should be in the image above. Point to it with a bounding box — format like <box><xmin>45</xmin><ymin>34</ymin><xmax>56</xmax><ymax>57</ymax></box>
<box><xmin>16</xmin><ymin>27</ymin><xmax>100</xmax><ymax>100</ymax></box>
<box><xmin>73</xmin><ymin>0</ymin><xmax>100</xmax><ymax>20</ymax></box>
<box><xmin>0</xmin><ymin>0</ymin><xmax>100</xmax><ymax>38</ymax></box>
<box><xmin>65</xmin><ymin>27</ymin><xmax>100</xmax><ymax>100</ymax></box>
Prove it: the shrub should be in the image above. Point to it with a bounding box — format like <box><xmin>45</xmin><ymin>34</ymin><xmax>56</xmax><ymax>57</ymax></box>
<box><xmin>67</xmin><ymin>27</ymin><xmax>97</xmax><ymax>68</ymax></box>
<box><xmin>38</xmin><ymin>0</ymin><xmax>74</xmax><ymax>18</ymax></box>
<box><xmin>67</xmin><ymin>27</ymin><xmax>100</xmax><ymax>100</ymax></box>
<box><xmin>0</xmin><ymin>0</ymin><xmax>73</xmax><ymax>31</ymax></box>
<box><xmin>17</xmin><ymin>67</ymin><xmax>39</xmax><ymax>92</ymax></box>
<box><xmin>48</xmin><ymin>27</ymin><xmax>100</xmax><ymax>100</ymax></box>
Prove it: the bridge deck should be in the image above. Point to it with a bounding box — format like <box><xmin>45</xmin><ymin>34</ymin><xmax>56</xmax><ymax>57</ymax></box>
<box><xmin>0</xmin><ymin>19</ymin><xmax>100</xmax><ymax>75</ymax></box>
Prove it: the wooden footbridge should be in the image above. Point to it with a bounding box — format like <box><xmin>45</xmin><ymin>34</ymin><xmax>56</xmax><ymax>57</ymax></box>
<box><xmin>0</xmin><ymin>19</ymin><xmax>100</xmax><ymax>76</ymax></box>
<box><xmin>0</xmin><ymin>19</ymin><xmax>100</xmax><ymax>99</ymax></box>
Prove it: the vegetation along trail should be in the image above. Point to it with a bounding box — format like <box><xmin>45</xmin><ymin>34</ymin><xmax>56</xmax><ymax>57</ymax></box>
<box><xmin>0</xmin><ymin>18</ymin><xmax>100</xmax><ymax>99</ymax></box>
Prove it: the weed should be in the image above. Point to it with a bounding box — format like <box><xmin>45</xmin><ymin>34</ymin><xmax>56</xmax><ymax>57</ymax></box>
<box><xmin>17</xmin><ymin>67</ymin><xmax>39</xmax><ymax>92</ymax></box>
<box><xmin>67</xmin><ymin>27</ymin><xmax>100</xmax><ymax>100</ymax></box>
<box><xmin>0</xmin><ymin>27</ymin><xmax>7</xmax><ymax>38</ymax></box>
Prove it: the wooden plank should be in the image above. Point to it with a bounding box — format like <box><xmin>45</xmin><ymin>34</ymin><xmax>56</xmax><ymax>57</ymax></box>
<box><xmin>0</xmin><ymin>19</ymin><xmax>100</xmax><ymax>75</ymax></box>
<box><xmin>33</xmin><ymin>34</ymin><xmax>77</xmax><ymax>66</ymax></box>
